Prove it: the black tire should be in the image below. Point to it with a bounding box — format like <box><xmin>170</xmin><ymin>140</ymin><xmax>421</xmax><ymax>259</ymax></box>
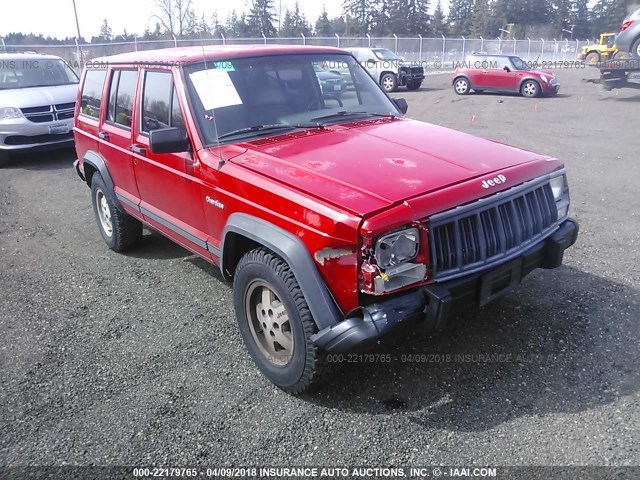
<box><xmin>585</xmin><ymin>51</ymin><xmax>600</xmax><ymax>65</ymax></box>
<box><xmin>632</xmin><ymin>37</ymin><xmax>640</xmax><ymax>59</ymax></box>
<box><xmin>233</xmin><ymin>247</ymin><xmax>328</xmax><ymax>394</ymax></box>
<box><xmin>380</xmin><ymin>73</ymin><xmax>398</xmax><ymax>92</ymax></box>
<box><xmin>453</xmin><ymin>77</ymin><xmax>471</xmax><ymax>95</ymax></box>
<box><xmin>521</xmin><ymin>80</ymin><xmax>541</xmax><ymax>98</ymax></box>
<box><xmin>406</xmin><ymin>80</ymin><xmax>422</xmax><ymax>91</ymax></box>
<box><xmin>90</xmin><ymin>173</ymin><xmax>142</xmax><ymax>252</ymax></box>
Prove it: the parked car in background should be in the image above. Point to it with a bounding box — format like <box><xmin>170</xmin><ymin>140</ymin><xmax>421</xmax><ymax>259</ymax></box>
<box><xmin>314</xmin><ymin>64</ymin><xmax>347</xmax><ymax>96</ymax></box>
<box><xmin>614</xmin><ymin>6</ymin><xmax>640</xmax><ymax>58</ymax></box>
<box><xmin>452</xmin><ymin>54</ymin><xmax>559</xmax><ymax>98</ymax></box>
<box><xmin>347</xmin><ymin>47</ymin><xmax>424</xmax><ymax>92</ymax></box>
<box><xmin>0</xmin><ymin>52</ymin><xmax>79</xmax><ymax>166</ymax></box>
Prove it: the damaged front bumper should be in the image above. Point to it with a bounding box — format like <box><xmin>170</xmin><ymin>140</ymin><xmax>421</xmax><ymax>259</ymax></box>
<box><xmin>311</xmin><ymin>218</ymin><xmax>579</xmax><ymax>353</ymax></box>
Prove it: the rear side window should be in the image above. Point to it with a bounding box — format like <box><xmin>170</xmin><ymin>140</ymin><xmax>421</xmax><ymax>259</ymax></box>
<box><xmin>80</xmin><ymin>70</ymin><xmax>107</xmax><ymax>118</ymax></box>
<box><xmin>141</xmin><ymin>70</ymin><xmax>184</xmax><ymax>133</ymax></box>
<box><xmin>107</xmin><ymin>70</ymin><xmax>137</xmax><ymax>128</ymax></box>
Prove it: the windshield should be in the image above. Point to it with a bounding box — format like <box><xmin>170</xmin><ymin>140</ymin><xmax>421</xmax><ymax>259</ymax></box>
<box><xmin>373</xmin><ymin>49</ymin><xmax>401</xmax><ymax>61</ymax></box>
<box><xmin>184</xmin><ymin>53</ymin><xmax>399</xmax><ymax>146</ymax></box>
<box><xmin>0</xmin><ymin>58</ymin><xmax>79</xmax><ymax>90</ymax></box>
<box><xmin>510</xmin><ymin>57</ymin><xmax>528</xmax><ymax>70</ymax></box>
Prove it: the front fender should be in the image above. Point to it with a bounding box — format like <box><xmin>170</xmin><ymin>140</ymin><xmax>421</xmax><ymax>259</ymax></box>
<box><xmin>221</xmin><ymin>213</ymin><xmax>343</xmax><ymax>331</ymax></box>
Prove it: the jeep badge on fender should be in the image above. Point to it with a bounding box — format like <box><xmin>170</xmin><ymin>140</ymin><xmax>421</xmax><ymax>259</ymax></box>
<box><xmin>72</xmin><ymin>45</ymin><xmax>578</xmax><ymax>394</ymax></box>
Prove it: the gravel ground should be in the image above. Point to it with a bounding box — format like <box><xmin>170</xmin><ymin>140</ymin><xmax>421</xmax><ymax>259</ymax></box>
<box><xmin>1</xmin><ymin>68</ymin><xmax>639</xmax><ymax>469</ymax></box>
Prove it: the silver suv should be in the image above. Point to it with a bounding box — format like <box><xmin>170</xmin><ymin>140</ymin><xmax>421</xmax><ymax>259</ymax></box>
<box><xmin>0</xmin><ymin>52</ymin><xmax>79</xmax><ymax>165</ymax></box>
<box><xmin>347</xmin><ymin>47</ymin><xmax>425</xmax><ymax>92</ymax></box>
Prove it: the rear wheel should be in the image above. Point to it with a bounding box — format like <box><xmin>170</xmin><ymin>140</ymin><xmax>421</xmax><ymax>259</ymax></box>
<box><xmin>406</xmin><ymin>80</ymin><xmax>422</xmax><ymax>91</ymax></box>
<box><xmin>632</xmin><ymin>38</ymin><xmax>640</xmax><ymax>58</ymax></box>
<box><xmin>521</xmin><ymin>80</ymin><xmax>541</xmax><ymax>98</ymax></box>
<box><xmin>453</xmin><ymin>77</ymin><xmax>470</xmax><ymax>95</ymax></box>
<box><xmin>585</xmin><ymin>51</ymin><xmax>600</xmax><ymax>65</ymax></box>
<box><xmin>380</xmin><ymin>73</ymin><xmax>398</xmax><ymax>92</ymax></box>
<box><xmin>90</xmin><ymin>173</ymin><xmax>142</xmax><ymax>252</ymax></box>
<box><xmin>233</xmin><ymin>248</ymin><xmax>328</xmax><ymax>394</ymax></box>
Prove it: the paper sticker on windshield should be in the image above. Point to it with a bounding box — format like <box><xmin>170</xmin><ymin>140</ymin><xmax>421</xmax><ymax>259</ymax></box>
<box><xmin>213</xmin><ymin>61</ymin><xmax>235</xmax><ymax>72</ymax></box>
<box><xmin>190</xmin><ymin>69</ymin><xmax>242</xmax><ymax>110</ymax></box>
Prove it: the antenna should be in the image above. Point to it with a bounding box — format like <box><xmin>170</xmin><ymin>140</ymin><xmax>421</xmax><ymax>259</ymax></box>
<box><xmin>199</xmin><ymin>30</ymin><xmax>225</xmax><ymax>169</ymax></box>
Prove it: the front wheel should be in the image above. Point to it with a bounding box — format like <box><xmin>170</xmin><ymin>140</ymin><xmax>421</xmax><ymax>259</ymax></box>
<box><xmin>90</xmin><ymin>173</ymin><xmax>142</xmax><ymax>252</ymax></box>
<box><xmin>453</xmin><ymin>77</ymin><xmax>470</xmax><ymax>95</ymax></box>
<box><xmin>406</xmin><ymin>80</ymin><xmax>422</xmax><ymax>91</ymax></box>
<box><xmin>521</xmin><ymin>80</ymin><xmax>541</xmax><ymax>98</ymax></box>
<box><xmin>380</xmin><ymin>73</ymin><xmax>398</xmax><ymax>92</ymax></box>
<box><xmin>233</xmin><ymin>248</ymin><xmax>327</xmax><ymax>394</ymax></box>
<box><xmin>585</xmin><ymin>51</ymin><xmax>600</xmax><ymax>65</ymax></box>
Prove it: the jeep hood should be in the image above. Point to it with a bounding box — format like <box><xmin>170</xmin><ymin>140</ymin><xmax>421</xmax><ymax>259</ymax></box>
<box><xmin>230</xmin><ymin>118</ymin><xmax>552</xmax><ymax>216</ymax></box>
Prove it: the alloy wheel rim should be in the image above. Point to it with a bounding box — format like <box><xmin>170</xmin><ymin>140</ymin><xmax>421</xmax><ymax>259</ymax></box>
<box><xmin>455</xmin><ymin>80</ymin><xmax>467</xmax><ymax>93</ymax></box>
<box><xmin>96</xmin><ymin>189</ymin><xmax>113</xmax><ymax>237</ymax></box>
<box><xmin>523</xmin><ymin>83</ymin><xmax>536</xmax><ymax>96</ymax></box>
<box><xmin>245</xmin><ymin>280</ymin><xmax>294</xmax><ymax>366</ymax></box>
<box><xmin>383</xmin><ymin>77</ymin><xmax>394</xmax><ymax>90</ymax></box>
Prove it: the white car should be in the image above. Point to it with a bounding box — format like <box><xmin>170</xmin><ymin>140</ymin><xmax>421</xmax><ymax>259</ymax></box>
<box><xmin>0</xmin><ymin>52</ymin><xmax>79</xmax><ymax>165</ymax></box>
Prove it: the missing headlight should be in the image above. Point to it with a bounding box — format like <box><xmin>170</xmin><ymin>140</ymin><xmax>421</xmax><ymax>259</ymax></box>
<box><xmin>374</xmin><ymin>228</ymin><xmax>419</xmax><ymax>268</ymax></box>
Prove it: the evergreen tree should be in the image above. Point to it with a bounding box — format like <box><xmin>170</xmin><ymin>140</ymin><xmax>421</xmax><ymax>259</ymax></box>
<box><xmin>370</xmin><ymin>0</ymin><xmax>391</xmax><ymax>35</ymax></box>
<box><xmin>590</xmin><ymin>0</ymin><xmax>629</xmax><ymax>35</ymax></box>
<box><xmin>431</xmin><ymin>0</ymin><xmax>447</xmax><ymax>35</ymax></box>
<box><xmin>570</xmin><ymin>0</ymin><xmax>590</xmax><ymax>38</ymax></box>
<box><xmin>99</xmin><ymin>19</ymin><xmax>113</xmax><ymax>42</ymax></box>
<box><xmin>279</xmin><ymin>3</ymin><xmax>312</xmax><ymax>37</ymax></box>
<box><xmin>315</xmin><ymin>10</ymin><xmax>333</xmax><ymax>36</ymax></box>
<box><xmin>388</xmin><ymin>0</ymin><xmax>431</xmax><ymax>36</ymax></box>
<box><xmin>448</xmin><ymin>0</ymin><xmax>474</xmax><ymax>35</ymax></box>
<box><xmin>343</xmin><ymin>0</ymin><xmax>375</xmax><ymax>34</ymax></box>
<box><xmin>247</xmin><ymin>0</ymin><xmax>277</xmax><ymax>37</ymax></box>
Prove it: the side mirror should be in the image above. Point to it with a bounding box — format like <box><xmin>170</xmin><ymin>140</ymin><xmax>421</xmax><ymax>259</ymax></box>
<box><xmin>149</xmin><ymin>127</ymin><xmax>190</xmax><ymax>154</ymax></box>
<box><xmin>503</xmin><ymin>66</ymin><xmax>511</xmax><ymax>72</ymax></box>
<box><xmin>393</xmin><ymin>97</ymin><xmax>408</xmax><ymax>114</ymax></box>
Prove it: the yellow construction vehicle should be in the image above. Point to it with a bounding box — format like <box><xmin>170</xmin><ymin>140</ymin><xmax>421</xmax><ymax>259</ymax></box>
<box><xmin>578</xmin><ymin>33</ymin><xmax>618</xmax><ymax>64</ymax></box>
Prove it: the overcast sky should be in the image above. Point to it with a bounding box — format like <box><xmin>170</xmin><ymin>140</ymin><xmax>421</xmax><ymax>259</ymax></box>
<box><xmin>0</xmin><ymin>0</ymin><xmax>451</xmax><ymax>40</ymax></box>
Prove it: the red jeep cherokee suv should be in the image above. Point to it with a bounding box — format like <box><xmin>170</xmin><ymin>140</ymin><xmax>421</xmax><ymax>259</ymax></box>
<box><xmin>73</xmin><ymin>46</ymin><xmax>578</xmax><ymax>393</ymax></box>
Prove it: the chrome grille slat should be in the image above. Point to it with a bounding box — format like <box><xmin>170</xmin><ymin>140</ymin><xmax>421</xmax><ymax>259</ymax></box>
<box><xmin>20</xmin><ymin>103</ymin><xmax>76</xmax><ymax>123</ymax></box>
<box><xmin>430</xmin><ymin>181</ymin><xmax>559</xmax><ymax>280</ymax></box>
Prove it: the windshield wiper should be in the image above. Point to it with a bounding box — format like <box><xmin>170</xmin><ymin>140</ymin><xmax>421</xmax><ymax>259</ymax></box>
<box><xmin>310</xmin><ymin>111</ymin><xmax>397</xmax><ymax>122</ymax></box>
<box><xmin>217</xmin><ymin>123</ymin><xmax>325</xmax><ymax>141</ymax></box>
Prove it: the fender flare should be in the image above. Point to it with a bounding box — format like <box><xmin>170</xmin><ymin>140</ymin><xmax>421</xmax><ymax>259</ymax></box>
<box><xmin>82</xmin><ymin>150</ymin><xmax>124</xmax><ymax>212</ymax></box>
<box><xmin>221</xmin><ymin>213</ymin><xmax>343</xmax><ymax>330</ymax></box>
<box><xmin>453</xmin><ymin>74</ymin><xmax>471</xmax><ymax>85</ymax></box>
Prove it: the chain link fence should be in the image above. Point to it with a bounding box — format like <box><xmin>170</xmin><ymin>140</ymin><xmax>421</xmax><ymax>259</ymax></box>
<box><xmin>1</xmin><ymin>35</ymin><xmax>593</xmax><ymax>69</ymax></box>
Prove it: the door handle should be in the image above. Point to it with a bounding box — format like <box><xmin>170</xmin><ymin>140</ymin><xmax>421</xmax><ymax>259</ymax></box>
<box><xmin>98</xmin><ymin>131</ymin><xmax>109</xmax><ymax>141</ymax></box>
<box><xmin>131</xmin><ymin>144</ymin><xmax>147</xmax><ymax>156</ymax></box>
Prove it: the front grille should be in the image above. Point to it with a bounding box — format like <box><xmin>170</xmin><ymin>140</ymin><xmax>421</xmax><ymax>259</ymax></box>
<box><xmin>430</xmin><ymin>180</ymin><xmax>559</xmax><ymax>280</ymax></box>
<box><xmin>20</xmin><ymin>102</ymin><xmax>76</xmax><ymax>123</ymax></box>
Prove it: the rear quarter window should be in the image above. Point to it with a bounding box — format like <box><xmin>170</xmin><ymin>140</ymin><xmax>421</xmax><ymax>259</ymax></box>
<box><xmin>80</xmin><ymin>70</ymin><xmax>107</xmax><ymax>118</ymax></box>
